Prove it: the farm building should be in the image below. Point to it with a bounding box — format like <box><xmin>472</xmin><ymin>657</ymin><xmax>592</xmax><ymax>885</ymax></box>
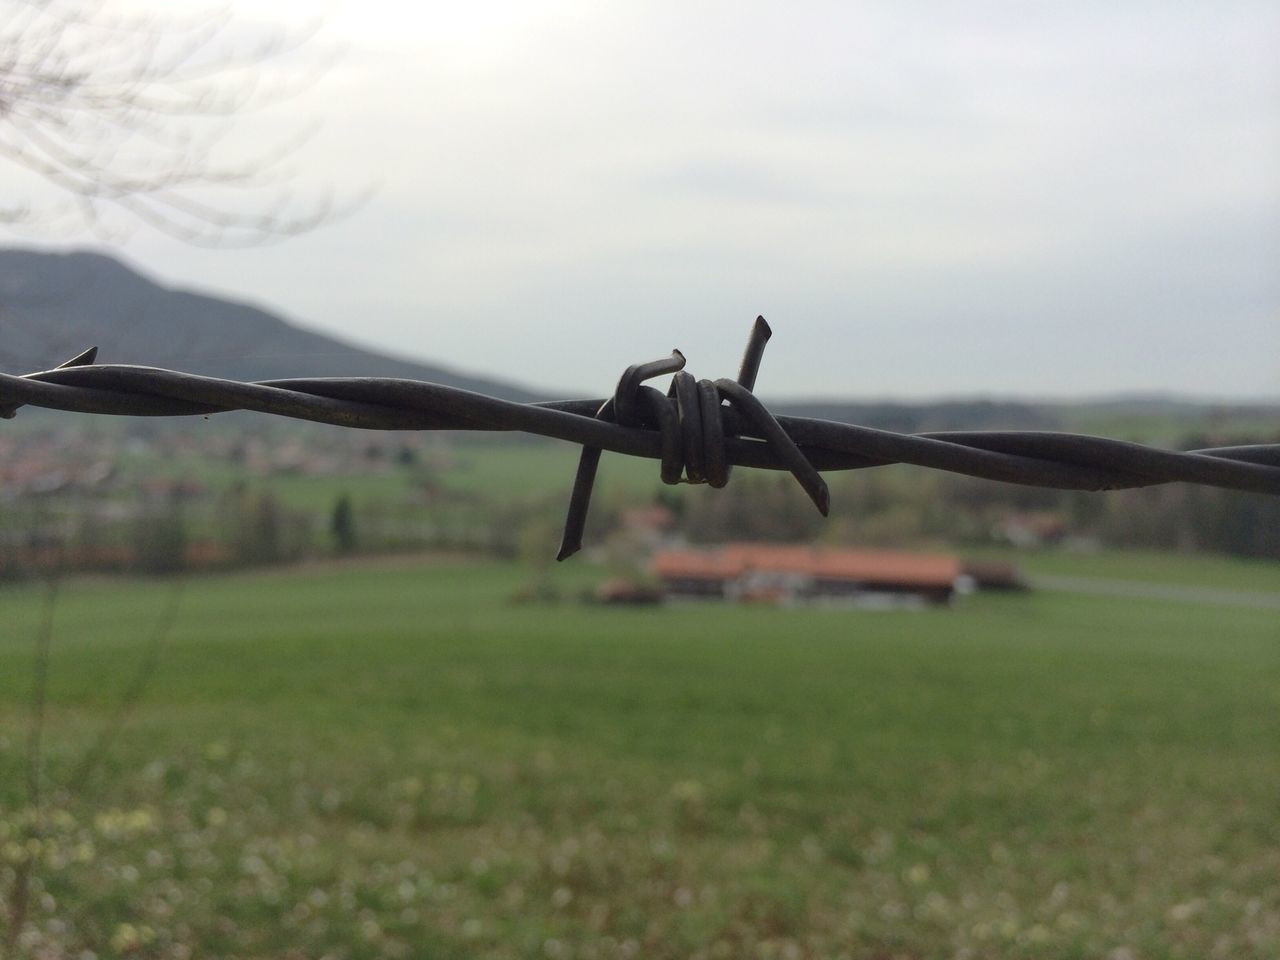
<box><xmin>650</xmin><ymin>543</ymin><xmax>970</xmax><ymax>607</ymax></box>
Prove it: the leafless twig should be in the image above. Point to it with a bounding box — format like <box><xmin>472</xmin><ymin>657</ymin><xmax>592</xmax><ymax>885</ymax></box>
<box><xmin>0</xmin><ymin>0</ymin><xmax>359</xmax><ymax>245</ymax></box>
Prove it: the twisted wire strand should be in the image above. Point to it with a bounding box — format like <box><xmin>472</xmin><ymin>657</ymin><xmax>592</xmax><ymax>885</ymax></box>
<box><xmin>1</xmin><ymin>322</ymin><xmax>1277</xmax><ymax>560</ymax></box>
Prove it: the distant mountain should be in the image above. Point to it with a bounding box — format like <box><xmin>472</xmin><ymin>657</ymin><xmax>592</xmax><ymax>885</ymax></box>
<box><xmin>0</xmin><ymin>247</ymin><xmax>546</xmax><ymax>402</ymax></box>
<box><xmin>2</xmin><ymin>247</ymin><xmax>1275</xmax><ymax>440</ymax></box>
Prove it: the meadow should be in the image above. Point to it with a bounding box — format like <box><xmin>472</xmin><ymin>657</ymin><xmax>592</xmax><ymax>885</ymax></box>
<box><xmin>1</xmin><ymin>553</ymin><xmax>1278</xmax><ymax>959</ymax></box>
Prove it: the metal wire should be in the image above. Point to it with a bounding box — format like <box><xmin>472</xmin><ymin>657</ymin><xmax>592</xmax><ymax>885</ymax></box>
<box><xmin>2</xmin><ymin>320</ymin><xmax>1277</xmax><ymax>560</ymax></box>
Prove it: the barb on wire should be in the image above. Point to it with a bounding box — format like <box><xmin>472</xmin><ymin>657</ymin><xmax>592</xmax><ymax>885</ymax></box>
<box><xmin>2</xmin><ymin>318</ymin><xmax>1278</xmax><ymax>559</ymax></box>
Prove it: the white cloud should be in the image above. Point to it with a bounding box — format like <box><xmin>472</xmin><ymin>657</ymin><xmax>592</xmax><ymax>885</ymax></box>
<box><xmin>6</xmin><ymin>0</ymin><xmax>1277</xmax><ymax>396</ymax></box>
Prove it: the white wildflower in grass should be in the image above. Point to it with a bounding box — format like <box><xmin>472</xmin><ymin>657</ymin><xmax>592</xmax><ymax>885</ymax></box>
<box><xmin>108</xmin><ymin>922</ymin><xmax>155</xmax><ymax>953</ymax></box>
<box><xmin>93</xmin><ymin>808</ymin><xmax>156</xmax><ymax>840</ymax></box>
<box><xmin>393</xmin><ymin>776</ymin><xmax>423</xmax><ymax>798</ymax></box>
<box><xmin>906</xmin><ymin>863</ymin><xmax>931</xmax><ymax>884</ymax></box>
<box><xmin>1026</xmin><ymin>923</ymin><xmax>1052</xmax><ymax>944</ymax></box>
<box><xmin>919</xmin><ymin>890</ymin><xmax>950</xmax><ymax>921</ymax></box>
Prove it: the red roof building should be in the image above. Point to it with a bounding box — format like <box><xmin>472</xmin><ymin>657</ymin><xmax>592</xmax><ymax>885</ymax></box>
<box><xmin>650</xmin><ymin>544</ymin><xmax>964</xmax><ymax>607</ymax></box>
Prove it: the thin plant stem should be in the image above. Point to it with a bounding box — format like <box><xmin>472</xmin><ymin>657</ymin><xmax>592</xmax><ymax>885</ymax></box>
<box><xmin>6</xmin><ymin>576</ymin><xmax>59</xmax><ymax>951</ymax></box>
<box><xmin>67</xmin><ymin>577</ymin><xmax>185</xmax><ymax>794</ymax></box>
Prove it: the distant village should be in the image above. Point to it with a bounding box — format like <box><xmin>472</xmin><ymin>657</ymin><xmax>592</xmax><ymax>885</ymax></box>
<box><xmin>0</xmin><ymin>420</ymin><xmax>1033</xmax><ymax>608</ymax></box>
<box><xmin>4</xmin><ymin>247</ymin><xmax>1277</xmax><ymax>589</ymax></box>
<box><xmin>3</xmin><ymin>415</ymin><xmax>1276</xmax><ymax>590</ymax></box>
<box><xmin>0</xmin><ymin>422</ymin><xmax>460</xmax><ymax>577</ymax></box>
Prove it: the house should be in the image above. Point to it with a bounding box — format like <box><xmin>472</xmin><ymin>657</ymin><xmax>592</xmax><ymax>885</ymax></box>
<box><xmin>650</xmin><ymin>543</ymin><xmax>966</xmax><ymax>607</ymax></box>
<box><xmin>995</xmin><ymin>511</ymin><xmax>1067</xmax><ymax>548</ymax></box>
<box><xmin>616</xmin><ymin>503</ymin><xmax>680</xmax><ymax>551</ymax></box>
<box><xmin>594</xmin><ymin>577</ymin><xmax>664</xmax><ymax>605</ymax></box>
<box><xmin>959</xmin><ymin>559</ymin><xmax>1026</xmax><ymax>591</ymax></box>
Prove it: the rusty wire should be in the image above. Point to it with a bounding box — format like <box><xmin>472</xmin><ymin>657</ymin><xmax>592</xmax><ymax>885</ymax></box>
<box><xmin>2</xmin><ymin>318</ymin><xmax>1278</xmax><ymax>560</ymax></box>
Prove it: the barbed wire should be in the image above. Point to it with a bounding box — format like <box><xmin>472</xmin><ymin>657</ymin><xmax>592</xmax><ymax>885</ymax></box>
<box><xmin>2</xmin><ymin>318</ymin><xmax>1277</xmax><ymax>560</ymax></box>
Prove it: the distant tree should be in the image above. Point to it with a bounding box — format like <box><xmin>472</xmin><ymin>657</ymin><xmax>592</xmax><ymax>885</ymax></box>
<box><xmin>0</xmin><ymin>1</ymin><xmax>352</xmax><ymax>246</ymax></box>
<box><xmin>228</xmin><ymin>487</ymin><xmax>282</xmax><ymax>565</ymax></box>
<box><xmin>654</xmin><ymin>487</ymin><xmax>685</xmax><ymax>521</ymax></box>
<box><xmin>683</xmin><ymin>474</ymin><xmax>824</xmax><ymax>544</ymax></box>
<box><xmin>516</xmin><ymin>515</ymin><xmax>559</xmax><ymax>600</ymax></box>
<box><xmin>132</xmin><ymin>503</ymin><xmax>187</xmax><ymax>574</ymax></box>
<box><xmin>330</xmin><ymin>492</ymin><xmax>357</xmax><ymax>554</ymax></box>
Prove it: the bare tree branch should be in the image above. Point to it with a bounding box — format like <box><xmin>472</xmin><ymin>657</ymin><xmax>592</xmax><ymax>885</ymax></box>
<box><xmin>0</xmin><ymin>0</ymin><xmax>359</xmax><ymax>245</ymax></box>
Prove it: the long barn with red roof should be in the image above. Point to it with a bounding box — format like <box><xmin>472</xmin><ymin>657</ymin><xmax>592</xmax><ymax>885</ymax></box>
<box><xmin>650</xmin><ymin>544</ymin><xmax>967</xmax><ymax>607</ymax></box>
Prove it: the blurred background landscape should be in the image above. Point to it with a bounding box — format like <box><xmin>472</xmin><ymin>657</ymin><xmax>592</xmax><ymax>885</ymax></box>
<box><xmin>1</xmin><ymin>1</ymin><xmax>1278</xmax><ymax>958</ymax></box>
<box><xmin>3</xmin><ymin>248</ymin><xmax>1277</xmax><ymax>584</ymax></box>
<box><xmin>2</xmin><ymin>244</ymin><xmax>1277</xmax><ymax>960</ymax></box>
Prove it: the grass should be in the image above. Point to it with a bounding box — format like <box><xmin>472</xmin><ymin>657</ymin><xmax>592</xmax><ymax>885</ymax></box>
<box><xmin>1055</xmin><ymin>409</ymin><xmax>1280</xmax><ymax>448</ymax></box>
<box><xmin>111</xmin><ymin>435</ymin><xmax>661</xmax><ymax>514</ymax></box>
<box><xmin>437</xmin><ymin>439</ymin><xmax>659</xmax><ymax>501</ymax></box>
<box><xmin>1</xmin><ymin>553</ymin><xmax>1278</xmax><ymax>958</ymax></box>
<box><xmin>970</xmin><ymin>547</ymin><xmax>1280</xmax><ymax>593</ymax></box>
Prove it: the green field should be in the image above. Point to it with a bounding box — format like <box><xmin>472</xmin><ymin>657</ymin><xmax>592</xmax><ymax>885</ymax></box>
<box><xmin>1</xmin><ymin>555</ymin><xmax>1279</xmax><ymax>959</ymax></box>
<box><xmin>971</xmin><ymin>547</ymin><xmax>1280</xmax><ymax>594</ymax></box>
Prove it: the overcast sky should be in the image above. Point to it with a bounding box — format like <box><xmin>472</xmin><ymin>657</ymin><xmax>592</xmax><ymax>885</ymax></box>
<box><xmin>5</xmin><ymin>0</ymin><xmax>1279</xmax><ymax>399</ymax></box>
